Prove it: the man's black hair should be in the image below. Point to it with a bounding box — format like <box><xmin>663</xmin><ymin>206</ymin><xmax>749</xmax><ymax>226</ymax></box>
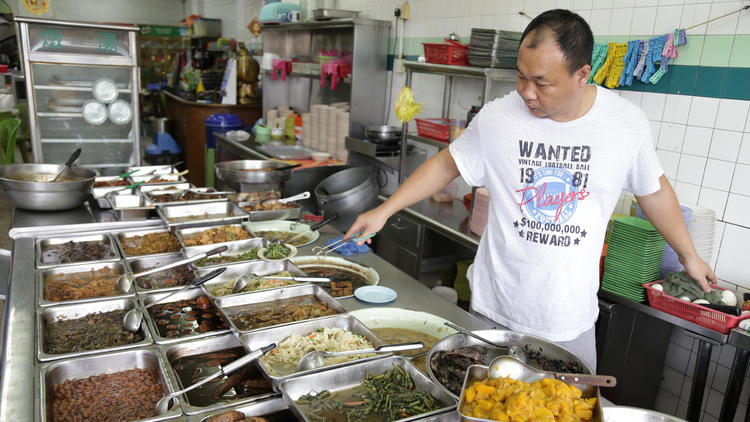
<box><xmin>520</xmin><ymin>9</ymin><xmax>594</xmax><ymax>74</ymax></box>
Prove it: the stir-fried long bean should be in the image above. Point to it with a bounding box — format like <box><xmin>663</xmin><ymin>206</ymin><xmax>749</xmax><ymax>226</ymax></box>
<box><xmin>296</xmin><ymin>363</ymin><xmax>442</xmax><ymax>421</ymax></box>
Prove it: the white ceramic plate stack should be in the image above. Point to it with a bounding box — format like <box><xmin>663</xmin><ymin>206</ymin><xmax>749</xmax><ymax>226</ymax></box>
<box><xmin>336</xmin><ymin>110</ymin><xmax>349</xmax><ymax>162</ymax></box>
<box><xmin>326</xmin><ymin>106</ymin><xmax>337</xmax><ymax>154</ymax></box>
<box><xmin>470</xmin><ymin>187</ymin><xmax>490</xmax><ymax>236</ymax></box>
<box><xmin>301</xmin><ymin>112</ymin><xmax>312</xmax><ymax>147</ymax></box>
<box><xmin>687</xmin><ymin>204</ymin><xmax>716</xmax><ymax>264</ymax></box>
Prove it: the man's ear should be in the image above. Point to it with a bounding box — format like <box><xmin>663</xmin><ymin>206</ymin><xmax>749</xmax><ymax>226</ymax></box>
<box><xmin>576</xmin><ymin>64</ymin><xmax>592</xmax><ymax>87</ymax></box>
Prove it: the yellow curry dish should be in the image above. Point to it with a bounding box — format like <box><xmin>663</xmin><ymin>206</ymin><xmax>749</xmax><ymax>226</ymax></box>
<box><xmin>461</xmin><ymin>376</ymin><xmax>597</xmax><ymax>422</ymax></box>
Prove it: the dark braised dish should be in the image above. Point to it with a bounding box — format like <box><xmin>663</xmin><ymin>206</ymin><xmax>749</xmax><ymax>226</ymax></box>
<box><xmin>136</xmin><ymin>264</ymin><xmax>195</xmax><ymax>289</ymax></box>
<box><xmin>41</xmin><ymin>240</ymin><xmax>112</xmax><ymax>264</ymax></box>
<box><xmin>225</xmin><ymin>294</ymin><xmax>340</xmax><ymax>331</ymax></box>
<box><xmin>147</xmin><ymin>295</ymin><xmax>228</xmax><ymax>339</ymax></box>
<box><xmin>120</xmin><ymin>232</ymin><xmax>180</xmax><ymax>256</ymax></box>
<box><xmin>45</xmin><ymin>309</ymin><xmax>143</xmax><ymax>354</ymax></box>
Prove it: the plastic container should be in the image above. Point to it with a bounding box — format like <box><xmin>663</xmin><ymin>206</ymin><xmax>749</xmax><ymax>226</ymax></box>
<box><xmin>415</xmin><ymin>118</ymin><xmax>452</xmax><ymax>142</ymax></box>
<box><xmin>423</xmin><ymin>41</ymin><xmax>469</xmax><ymax>66</ymax></box>
<box><xmin>643</xmin><ymin>281</ymin><xmax>750</xmax><ymax>334</ymax></box>
<box><xmin>205</xmin><ymin>113</ymin><xmax>242</xmax><ymax>186</ymax></box>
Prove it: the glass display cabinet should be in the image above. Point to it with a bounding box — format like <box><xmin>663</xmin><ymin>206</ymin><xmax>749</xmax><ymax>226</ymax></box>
<box><xmin>16</xmin><ymin>17</ymin><xmax>141</xmax><ymax>174</ymax></box>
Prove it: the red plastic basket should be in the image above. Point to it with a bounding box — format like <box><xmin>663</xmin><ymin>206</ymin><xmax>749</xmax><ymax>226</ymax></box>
<box><xmin>643</xmin><ymin>281</ymin><xmax>750</xmax><ymax>334</ymax></box>
<box><xmin>415</xmin><ymin>118</ymin><xmax>451</xmax><ymax>142</ymax></box>
<box><xmin>423</xmin><ymin>41</ymin><xmax>469</xmax><ymax>66</ymax></box>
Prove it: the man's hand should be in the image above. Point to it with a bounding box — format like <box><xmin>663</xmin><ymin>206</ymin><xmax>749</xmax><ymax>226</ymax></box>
<box><xmin>343</xmin><ymin>206</ymin><xmax>390</xmax><ymax>245</ymax></box>
<box><xmin>681</xmin><ymin>254</ymin><xmax>716</xmax><ymax>293</ymax></box>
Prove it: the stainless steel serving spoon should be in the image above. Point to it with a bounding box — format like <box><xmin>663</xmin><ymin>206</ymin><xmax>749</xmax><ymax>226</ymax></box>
<box><xmin>154</xmin><ymin>343</ymin><xmax>277</xmax><ymax>415</ymax></box>
<box><xmin>51</xmin><ymin>148</ymin><xmax>82</xmax><ymax>182</ymax></box>
<box><xmin>116</xmin><ymin>245</ymin><xmax>228</xmax><ymax>293</ymax></box>
<box><xmin>260</xmin><ymin>190</ymin><xmax>310</xmax><ymax>205</ymax></box>
<box><xmin>296</xmin><ymin>342</ymin><xmax>424</xmax><ymax>372</ymax></box>
<box><xmin>488</xmin><ymin>355</ymin><xmax>617</xmax><ymax>387</ymax></box>
<box><xmin>443</xmin><ymin>322</ymin><xmax>527</xmax><ymax>364</ymax></box>
<box><xmin>122</xmin><ymin>267</ymin><xmax>227</xmax><ymax>333</ymax></box>
<box><xmin>231</xmin><ymin>272</ymin><xmax>331</xmax><ymax>294</ymax></box>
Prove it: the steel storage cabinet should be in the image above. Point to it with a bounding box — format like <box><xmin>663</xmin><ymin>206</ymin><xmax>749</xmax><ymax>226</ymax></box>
<box><xmin>16</xmin><ymin>17</ymin><xmax>141</xmax><ymax>174</ymax></box>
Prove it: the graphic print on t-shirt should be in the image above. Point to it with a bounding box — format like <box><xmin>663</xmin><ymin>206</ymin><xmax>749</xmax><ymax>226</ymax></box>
<box><xmin>514</xmin><ymin>140</ymin><xmax>591</xmax><ymax>247</ymax></box>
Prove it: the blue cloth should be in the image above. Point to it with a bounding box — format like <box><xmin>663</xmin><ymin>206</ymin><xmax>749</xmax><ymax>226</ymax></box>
<box><xmin>325</xmin><ymin>236</ymin><xmax>372</xmax><ymax>256</ymax></box>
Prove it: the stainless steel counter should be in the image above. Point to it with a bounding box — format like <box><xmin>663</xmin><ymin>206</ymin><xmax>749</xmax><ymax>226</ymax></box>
<box><xmin>0</xmin><ymin>207</ymin><xmax>488</xmax><ymax>421</ymax></box>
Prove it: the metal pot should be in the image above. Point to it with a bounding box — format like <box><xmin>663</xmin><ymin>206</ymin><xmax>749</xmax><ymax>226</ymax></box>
<box><xmin>0</xmin><ymin>164</ymin><xmax>96</xmax><ymax>211</ymax></box>
<box><xmin>215</xmin><ymin>160</ymin><xmax>293</xmax><ymax>192</ymax></box>
<box><xmin>314</xmin><ymin>167</ymin><xmax>380</xmax><ymax>231</ymax></box>
<box><xmin>363</xmin><ymin>125</ymin><xmax>402</xmax><ymax>144</ymax></box>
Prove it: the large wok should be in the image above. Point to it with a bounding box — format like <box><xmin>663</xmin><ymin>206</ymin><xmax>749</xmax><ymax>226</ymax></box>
<box><xmin>0</xmin><ymin>164</ymin><xmax>96</xmax><ymax>211</ymax></box>
<box><xmin>214</xmin><ymin>160</ymin><xmax>294</xmax><ymax>184</ymax></box>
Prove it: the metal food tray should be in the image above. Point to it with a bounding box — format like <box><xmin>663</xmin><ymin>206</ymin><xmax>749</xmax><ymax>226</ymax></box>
<box><xmin>213</xmin><ymin>284</ymin><xmax>346</xmax><ymax>334</ymax></box>
<box><xmin>92</xmin><ymin>185</ymin><xmax>136</xmax><ymax>209</ymax></box>
<box><xmin>36</xmin><ymin>297</ymin><xmax>153</xmax><ymax>362</ymax></box>
<box><xmin>140</xmin><ymin>288</ymin><xmax>230</xmax><ymax>345</ymax></box>
<box><xmin>37</xmin><ymin>260</ymin><xmax>133</xmax><ymax>307</ymax></box>
<box><xmin>126</xmin><ymin>254</ymin><xmax>196</xmax><ymax>294</ymax></box>
<box><xmin>37</xmin><ymin>348</ymin><xmax>181</xmax><ymax>422</ymax></box>
<box><xmin>279</xmin><ymin>356</ymin><xmax>457</xmax><ymax>422</ymax></box>
<box><xmin>115</xmin><ymin>228</ymin><xmax>182</xmax><ymax>259</ymax></box>
<box><xmin>36</xmin><ymin>233</ymin><xmax>120</xmax><ymax>269</ymax></box>
<box><xmin>175</xmin><ymin>224</ymin><xmax>255</xmax><ymax>250</ymax></box>
<box><xmin>188</xmin><ymin>238</ymin><xmax>267</xmax><ymax>269</ymax></box>
<box><xmin>239</xmin><ymin>314</ymin><xmax>385</xmax><ymax>390</ymax></box>
<box><xmin>198</xmin><ymin>260</ymin><xmax>305</xmax><ymax>299</ymax></box>
<box><xmin>146</xmin><ymin>187</ymin><xmax>230</xmax><ymax>207</ymax></box>
<box><xmin>187</xmin><ymin>396</ymin><xmax>289</xmax><ymax>422</ymax></box>
<box><xmin>159</xmin><ymin>334</ymin><xmax>277</xmax><ymax>415</ymax></box>
<box><xmin>139</xmin><ymin>182</ymin><xmax>192</xmax><ymax>194</ymax></box>
<box><xmin>106</xmin><ymin>192</ymin><xmax>157</xmax><ymax>221</ymax></box>
<box><xmin>128</xmin><ymin>164</ymin><xmax>179</xmax><ymax>176</ymax></box>
<box><xmin>237</xmin><ymin>201</ymin><xmax>302</xmax><ymax>222</ymax></box>
<box><xmin>456</xmin><ymin>364</ymin><xmax>603</xmax><ymax>422</ymax></box>
<box><xmin>157</xmin><ymin>202</ymin><xmax>249</xmax><ymax>230</ymax></box>
<box><xmin>426</xmin><ymin>329</ymin><xmax>594</xmax><ymax>399</ymax></box>
<box><xmin>130</xmin><ymin>173</ymin><xmax>188</xmax><ymax>185</ymax></box>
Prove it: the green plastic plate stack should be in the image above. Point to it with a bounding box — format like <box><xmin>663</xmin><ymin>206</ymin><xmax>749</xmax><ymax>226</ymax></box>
<box><xmin>602</xmin><ymin>216</ymin><xmax>666</xmax><ymax>302</ymax></box>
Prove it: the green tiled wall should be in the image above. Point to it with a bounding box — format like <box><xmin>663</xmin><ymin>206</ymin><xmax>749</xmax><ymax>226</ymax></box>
<box><xmin>390</xmin><ymin>34</ymin><xmax>750</xmax><ymax>101</ymax></box>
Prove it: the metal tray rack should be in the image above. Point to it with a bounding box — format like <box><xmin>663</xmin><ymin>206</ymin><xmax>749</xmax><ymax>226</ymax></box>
<box><xmin>159</xmin><ymin>333</ymin><xmax>277</xmax><ymax>415</ymax></box>
<box><xmin>213</xmin><ymin>284</ymin><xmax>346</xmax><ymax>334</ymax></box>
<box><xmin>36</xmin><ymin>233</ymin><xmax>120</xmax><ymax>269</ymax></box>
<box><xmin>239</xmin><ymin>314</ymin><xmax>385</xmax><ymax>390</ymax></box>
<box><xmin>37</xmin><ymin>348</ymin><xmax>182</xmax><ymax>422</ymax></box>
<box><xmin>279</xmin><ymin>356</ymin><xmax>457</xmax><ymax>422</ymax></box>
<box><xmin>37</xmin><ymin>260</ymin><xmax>133</xmax><ymax>307</ymax></box>
<box><xmin>115</xmin><ymin>228</ymin><xmax>183</xmax><ymax>260</ymax></box>
<box><xmin>198</xmin><ymin>260</ymin><xmax>305</xmax><ymax>300</ymax></box>
<box><xmin>36</xmin><ymin>297</ymin><xmax>153</xmax><ymax>362</ymax></box>
<box><xmin>157</xmin><ymin>202</ymin><xmax>249</xmax><ymax>230</ymax></box>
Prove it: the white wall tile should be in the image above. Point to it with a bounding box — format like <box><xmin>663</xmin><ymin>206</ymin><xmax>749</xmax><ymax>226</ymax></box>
<box><xmin>657</xmin><ymin>149</ymin><xmax>680</xmax><ymax>179</ymax></box>
<box><xmin>675</xmin><ymin>182</ymin><xmax>701</xmax><ymax>204</ymax></box>
<box><xmin>556</xmin><ymin>0</ymin><xmax>575</xmax><ymax>9</ymax></box>
<box><xmin>703</xmin><ymin>159</ymin><xmax>735</xmax><ymax>191</ymax></box>
<box><xmin>688</xmin><ymin>97</ymin><xmax>720</xmax><ymax>128</ymax></box>
<box><xmin>654</xmin><ymin>5</ymin><xmax>683</xmax><ymax>34</ymax></box>
<box><xmin>715</xmin><ymin>99</ymin><xmax>750</xmax><ymax>132</ymax></box>
<box><xmin>739</xmin><ymin>3</ymin><xmax>750</xmax><ymax>35</ymax></box>
<box><xmin>589</xmin><ymin>9</ymin><xmax>612</xmax><ymax>36</ymax></box>
<box><xmin>698</xmin><ymin>187</ymin><xmax>729</xmax><ymax>218</ymax></box>
<box><xmin>574</xmin><ymin>0</ymin><xmax>593</xmax><ymax>10</ymax></box>
<box><xmin>641</xmin><ymin>92</ymin><xmax>667</xmax><ymax>121</ymax></box>
<box><xmin>663</xmin><ymin>94</ymin><xmax>692</xmax><ymax>125</ymax></box>
<box><xmin>630</xmin><ymin>6</ymin><xmax>657</xmax><ymax>36</ymax></box>
<box><xmin>716</xmin><ymin>224</ymin><xmax>750</xmax><ymax>287</ymax></box>
<box><xmin>709</xmin><ymin>130</ymin><xmax>742</xmax><ymax>161</ymax></box>
<box><xmin>738</xmin><ymin>133</ymin><xmax>750</xmax><ymax>165</ymax></box>
<box><xmin>676</xmin><ymin>154</ymin><xmax>707</xmax><ymax>185</ymax></box>
<box><xmin>683</xmin><ymin>126</ymin><xmax>713</xmax><ymax>157</ymax></box>
<box><xmin>650</xmin><ymin>121</ymin><xmax>662</xmax><ymax>146</ymax></box>
<box><xmin>680</xmin><ymin>3</ymin><xmax>712</xmax><ymax>35</ymax></box>
<box><xmin>658</xmin><ymin>123</ymin><xmax>686</xmax><ymax>152</ymax></box>
<box><xmin>706</xmin><ymin>1</ymin><xmax>743</xmax><ymax>35</ymax></box>
<box><xmin>731</xmin><ymin>164</ymin><xmax>750</xmax><ymax>196</ymax></box>
<box><xmin>635</xmin><ymin>0</ymin><xmax>658</xmax><ymax>6</ymax></box>
<box><xmin>620</xmin><ymin>90</ymin><xmax>642</xmax><ymax>107</ymax></box>
<box><xmin>711</xmin><ymin>222</ymin><xmax>725</xmax><ymax>271</ymax></box>
<box><xmin>609</xmin><ymin>7</ymin><xmax>634</xmax><ymax>35</ymax></box>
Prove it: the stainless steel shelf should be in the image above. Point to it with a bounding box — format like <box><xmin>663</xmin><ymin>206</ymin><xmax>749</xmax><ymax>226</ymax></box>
<box><xmin>261</xmin><ymin>17</ymin><xmax>390</xmax><ymax>31</ymax></box>
<box><xmin>35</xmin><ymin>84</ymin><xmax>132</xmax><ymax>93</ymax></box>
<box><xmin>36</xmin><ymin>112</ymin><xmax>82</xmax><ymax>118</ymax></box>
<box><xmin>262</xmin><ymin>70</ymin><xmax>351</xmax><ymax>84</ymax></box>
<box><xmin>41</xmin><ymin>138</ymin><xmax>133</xmax><ymax>143</ymax></box>
<box><xmin>403</xmin><ymin>61</ymin><xmax>517</xmax><ymax>81</ymax></box>
<box><xmin>405</xmin><ymin>133</ymin><xmax>449</xmax><ymax>150</ymax></box>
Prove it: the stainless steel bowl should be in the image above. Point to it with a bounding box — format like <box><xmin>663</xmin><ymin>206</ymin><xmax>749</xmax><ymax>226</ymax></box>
<box><xmin>0</xmin><ymin>164</ymin><xmax>96</xmax><ymax>211</ymax></box>
<box><xmin>363</xmin><ymin>125</ymin><xmax>402</xmax><ymax>144</ymax></box>
<box><xmin>215</xmin><ymin>160</ymin><xmax>293</xmax><ymax>185</ymax></box>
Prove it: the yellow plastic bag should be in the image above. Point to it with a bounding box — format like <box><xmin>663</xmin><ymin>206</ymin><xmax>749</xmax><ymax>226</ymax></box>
<box><xmin>395</xmin><ymin>86</ymin><xmax>423</xmax><ymax>123</ymax></box>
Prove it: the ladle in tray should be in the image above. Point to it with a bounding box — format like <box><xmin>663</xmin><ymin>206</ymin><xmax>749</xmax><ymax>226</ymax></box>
<box><xmin>296</xmin><ymin>342</ymin><xmax>424</xmax><ymax>372</ymax></box>
<box><xmin>231</xmin><ymin>272</ymin><xmax>331</xmax><ymax>294</ymax></box>
<box><xmin>488</xmin><ymin>355</ymin><xmax>617</xmax><ymax>387</ymax></box>
<box><xmin>260</xmin><ymin>190</ymin><xmax>310</xmax><ymax>205</ymax></box>
<box><xmin>116</xmin><ymin>245</ymin><xmax>228</xmax><ymax>293</ymax></box>
<box><xmin>154</xmin><ymin>343</ymin><xmax>277</xmax><ymax>415</ymax></box>
<box><xmin>443</xmin><ymin>322</ymin><xmax>527</xmax><ymax>364</ymax></box>
<box><xmin>122</xmin><ymin>267</ymin><xmax>227</xmax><ymax>333</ymax></box>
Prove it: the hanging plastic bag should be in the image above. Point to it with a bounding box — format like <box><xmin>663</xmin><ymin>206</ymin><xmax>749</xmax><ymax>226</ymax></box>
<box><xmin>395</xmin><ymin>86</ymin><xmax>423</xmax><ymax>123</ymax></box>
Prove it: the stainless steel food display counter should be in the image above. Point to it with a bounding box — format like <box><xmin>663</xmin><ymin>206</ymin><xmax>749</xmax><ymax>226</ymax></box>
<box><xmin>0</xmin><ymin>205</ymin><xmax>490</xmax><ymax>421</ymax></box>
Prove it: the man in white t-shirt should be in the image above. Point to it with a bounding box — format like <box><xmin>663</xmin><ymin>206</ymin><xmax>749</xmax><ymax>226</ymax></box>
<box><xmin>344</xmin><ymin>9</ymin><xmax>715</xmax><ymax>370</ymax></box>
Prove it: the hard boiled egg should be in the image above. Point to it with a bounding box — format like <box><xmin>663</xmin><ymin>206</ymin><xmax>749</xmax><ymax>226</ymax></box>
<box><xmin>721</xmin><ymin>290</ymin><xmax>737</xmax><ymax>306</ymax></box>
